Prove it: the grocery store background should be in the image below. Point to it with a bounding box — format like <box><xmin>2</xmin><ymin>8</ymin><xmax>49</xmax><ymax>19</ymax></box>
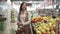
<box><xmin>0</xmin><ymin>0</ymin><xmax>60</xmax><ymax>34</ymax></box>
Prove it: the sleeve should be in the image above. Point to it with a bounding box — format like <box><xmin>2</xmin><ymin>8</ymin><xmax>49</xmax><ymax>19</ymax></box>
<box><xmin>22</xmin><ymin>12</ymin><xmax>31</xmax><ymax>25</ymax></box>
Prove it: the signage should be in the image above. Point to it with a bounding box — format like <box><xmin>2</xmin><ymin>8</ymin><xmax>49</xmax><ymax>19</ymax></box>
<box><xmin>0</xmin><ymin>0</ymin><xmax>7</xmax><ymax>1</ymax></box>
<box><xmin>11</xmin><ymin>0</ymin><xmax>44</xmax><ymax>1</ymax></box>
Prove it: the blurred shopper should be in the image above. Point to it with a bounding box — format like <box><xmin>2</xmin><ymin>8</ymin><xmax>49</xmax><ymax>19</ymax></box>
<box><xmin>17</xmin><ymin>2</ymin><xmax>31</xmax><ymax>34</ymax></box>
<box><xmin>32</xmin><ymin>9</ymin><xmax>39</xmax><ymax>17</ymax></box>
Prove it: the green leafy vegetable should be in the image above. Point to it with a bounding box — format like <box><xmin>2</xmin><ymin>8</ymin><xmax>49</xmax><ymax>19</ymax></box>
<box><xmin>0</xmin><ymin>18</ymin><xmax>6</xmax><ymax>31</ymax></box>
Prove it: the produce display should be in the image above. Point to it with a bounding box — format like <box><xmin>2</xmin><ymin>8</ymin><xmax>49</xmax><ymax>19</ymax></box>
<box><xmin>32</xmin><ymin>16</ymin><xmax>56</xmax><ymax>34</ymax></box>
<box><xmin>11</xmin><ymin>9</ymin><xmax>16</xmax><ymax>23</ymax></box>
<box><xmin>11</xmin><ymin>9</ymin><xmax>16</xmax><ymax>18</ymax></box>
<box><xmin>0</xmin><ymin>19</ymin><xmax>6</xmax><ymax>31</ymax></box>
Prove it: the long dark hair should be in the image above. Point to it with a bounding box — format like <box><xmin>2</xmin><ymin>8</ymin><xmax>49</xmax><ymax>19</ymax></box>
<box><xmin>19</xmin><ymin>2</ymin><xmax>27</xmax><ymax>11</ymax></box>
<box><xmin>18</xmin><ymin>2</ymin><xmax>27</xmax><ymax>22</ymax></box>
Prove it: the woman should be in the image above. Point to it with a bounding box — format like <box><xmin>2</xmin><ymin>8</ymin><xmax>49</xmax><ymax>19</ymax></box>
<box><xmin>17</xmin><ymin>2</ymin><xmax>31</xmax><ymax>34</ymax></box>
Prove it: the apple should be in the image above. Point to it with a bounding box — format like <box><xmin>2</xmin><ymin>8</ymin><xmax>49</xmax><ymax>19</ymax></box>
<box><xmin>46</xmin><ymin>27</ymin><xmax>50</xmax><ymax>31</ymax></box>
<box><xmin>58</xmin><ymin>29</ymin><xmax>60</xmax><ymax>34</ymax></box>
<box><xmin>20</xmin><ymin>27</ymin><xmax>25</xmax><ymax>32</ymax></box>
<box><xmin>43</xmin><ymin>20</ymin><xmax>47</xmax><ymax>23</ymax></box>
<box><xmin>50</xmin><ymin>19</ymin><xmax>54</xmax><ymax>21</ymax></box>
<box><xmin>36</xmin><ymin>30</ymin><xmax>41</xmax><ymax>34</ymax></box>
<box><xmin>53</xmin><ymin>24</ymin><xmax>56</xmax><ymax>28</ymax></box>
<box><xmin>50</xmin><ymin>31</ymin><xmax>55</xmax><ymax>34</ymax></box>
<box><xmin>42</xmin><ymin>25</ymin><xmax>46</xmax><ymax>30</ymax></box>
<box><xmin>38</xmin><ymin>27</ymin><xmax>42</xmax><ymax>30</ymax></box>
<box><xmin>34</xmin><ymin>27</ymin><xmax>37</xmax><ymax>30</ymax></box>
<box><xmin>47</xmin><ymin>31</ymin><xmax>50</xmax><ymax>34</ymax></box>
<box><xmin>52</xmin><ymin>24</ymin><xmax>56</xmax><ymax>32</ymax></box>
<box><xmin>50</xmin><ymin>27</ymin><xmax>54</xmax><ymax>31</ymax></box>
<box><xmin>58</xmin><ymin>20</ymin><xmax>60</xmax><ymax>24</ymax></box>
<box><xmin>40</xmin><ymin>28</ymin><xmax>44</xmax><ymax>31</ymax></box>
<box><xmin>42</xmin><ymin>31</ymin><xmax>47</xmax><ymax>34</ymax></box>
<box><xmin>59</xmin><ymin>25</ymin><xmax>60</xmax><ymax>29</ymax></box>
<box><xmin>48</xmin><ymin>23</ymin><xmax>52</xmax><ymax>27</ymax></box>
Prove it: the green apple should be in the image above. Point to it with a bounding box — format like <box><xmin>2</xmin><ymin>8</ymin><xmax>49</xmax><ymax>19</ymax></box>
<box><xmin>36</xmin><ymin>30</ymin><xmax>41</xmax><ymax>34</ymax></box>
<box><xmin>40</xmin><ymin>28</ymin><xmax>46</xmax><ymax>32</ymax></box>
<box><xmin>38</xmin><ymin>27</ymin><xmax>42</xmax><ymax>31</ymax></box>
<box><xmin>42</xmin><ymin>26</ymin><xmax>46</xmax><ymax>30</ymax></box>
<box><xmin>48</xmin><ymin>23</ymin><xmax>52</xmax><ymax>27</ymax></box>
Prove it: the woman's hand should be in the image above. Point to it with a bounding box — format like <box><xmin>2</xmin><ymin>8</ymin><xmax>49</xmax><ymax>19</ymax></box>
<box><xmin>24</xmin><ymin>17</ymin><xmax>28</xmax><ymax>22</ymax></box>
<box><xmin>17</xmin><ymin>21</ymin><xmax>23</xmax><ymax>26</ymax></box>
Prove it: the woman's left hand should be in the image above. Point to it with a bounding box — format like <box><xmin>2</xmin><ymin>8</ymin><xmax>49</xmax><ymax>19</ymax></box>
<box><xmin>17</xmin><ymin>21</ymin><xmax>23</xmax><ymax>26</ymax></box>
<box><xmin>24</xmin><ymin>18</ymin><xmax>28</xmax><ymax>22</ymax></box>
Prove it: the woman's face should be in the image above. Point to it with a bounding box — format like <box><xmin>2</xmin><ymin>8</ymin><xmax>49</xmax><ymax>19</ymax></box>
<box><xmin>22</xmin><ymin>3</ymin><xmax>27</xmax><ymax>10</ymax></box>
